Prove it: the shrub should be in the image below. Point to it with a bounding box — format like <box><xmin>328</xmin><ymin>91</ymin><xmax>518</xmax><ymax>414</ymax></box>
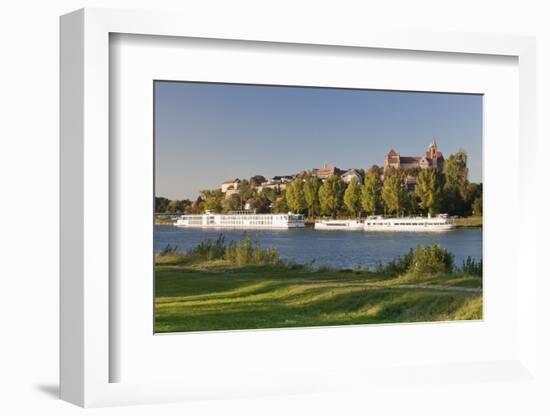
<box><xmin>407</xmin><ymin>244</ymin><xmax>454</xmax><ymax>276</ymax></box>
<box><xmin>191</xmin><ymin>234</ymin><xmax>225</xmax><ymax>260</ymax></box>
<box><xmin>458</xmin><ymin>256</ymin><xmax>482</xmax><ymax>276</ymax></box>
<box><xmin>159</xmin><ymin>244</ymin><xmax>179</xmax><ymax>256</ymax></box>
<box><xmin>375</xmin><ymin>248</ymin><xmax>414</xmax><ymax>276</ymax></box>
<box><xmin>223</xmin><ymin>236</ymin><xmax>279</xmax><ymax>266</ymax></box>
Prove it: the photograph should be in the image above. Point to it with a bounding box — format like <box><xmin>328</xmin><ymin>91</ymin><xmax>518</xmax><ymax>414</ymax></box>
<box><xmin>154</xmin><ymin>81</ymin><xmax>483</xmax><ymax>333</ymax></box>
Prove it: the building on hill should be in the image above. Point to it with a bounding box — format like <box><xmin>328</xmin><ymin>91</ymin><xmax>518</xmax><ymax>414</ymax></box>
<box><xmin>383</xmin><ymin>140</ymin><xmax>444</xmax><ymax>175</ymax></box>
<box><xmin>221</xmin><ymin>178</ymin><xmax>241</xmax><ymax>196</ymax></box>
<box><xmin>314</xmin><ymin>164</ymin><xmax>343</xmax><ymax>179</ymax></box>
<box><xmin>271</xmin><ymin>175</ymin><xmax>296</xmax><ymax>183</ymax></box>
<box><xmin>341</xmin><ymin>168</ymin><xmax>363</xmax><ymax>184</ymax></box>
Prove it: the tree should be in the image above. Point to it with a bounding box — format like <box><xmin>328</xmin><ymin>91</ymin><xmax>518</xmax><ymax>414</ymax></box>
<box><xmin>415</xmin><ymin>168</ymin><xmax>443</xmax><ymax>215</ymax></box>
<box><xmin>443</xmin><ymin>149</ymin><xmax>468</xmax><ymax>191</ymax></box>
<box><xmin>343</xmin><ymin>177</ymin><xmax>361</xmax><ymax>216</ymax></box>
<box><xmin>441</xmin><ymin>149</ymin><xmax>471</xmax><ymax>216</ymax></box>
<box><xmin>318</xmin><ymin>175</ymin><xmax>345</xmax><ymax>217</ymax></box>
<box><xmin>238</xmin><ymin>179</ymin><xmax>256</xmax><ymax>201</ymax></box>
<box><xmin>463</xmin><ymin>182</ymin><xmax>482</xmax><ymax>215</ymax></box>
<box><xmin>472</xmin><ymin>195</ymin><xmax>483</xmax><ymax>216</ymax></box>
<box><xmin>303</xmin><ymin>176</ymin><xmax>321</xmax><ymax>217</ymax></box>
<box><xmin>190</xmin><ymin>196</ymin><xmax>205</xmax><ymax>214</ymax></box>
<box><xmin>285</xmin><ymin>179</ymin><xmax>306</xmax><ymax>213</ymax></box>
<box><xmin>155</xmin><ymin>196</ymin><xmax>170</xmax><ymax>213</ymax></box>
<box><xmin>272</xmin><ymin>194</ymin><xmax>289</xmax><ymax>213</ymax></box>
<box><xmin>361</xmin><ymin>166</ymin><xmax>382</xmax><ymax>215</ymax></box>
<box><xmin>167</xmin><ymin>199</ymin><xmax>192</xmax><ymax>213</ymax></box>
<box><xmin>257</xmin><ymin>186</ymin><xmax>273</xmax><ymax>200</ymax></box>
<box><xmin>249</xmin><ymin>175</ymin><xmax>267</xmax><ymax>187</ymax></box>
<box><xmin>245</xmin><ymin>197</ymin><xmax>271</xmax><ymax>213</ymax></box>
<box><xmin>381</xmin><ymin>168</ymin><xmax>409</xmax><ymax>215</ymax></box>
<box><xmin>204</xmin><ymin>196</ymin><xmax>223</xmax><ymax>212</ymax></box>
<box><xmin>222</xmin><ymin>194</ymin><xmax>241</xmax><ymax>213</ymax></box>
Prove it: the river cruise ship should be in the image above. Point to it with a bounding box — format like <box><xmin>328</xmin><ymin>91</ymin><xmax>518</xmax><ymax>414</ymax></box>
<box><xmin>174</xmin><ymin>211</ymin><xmax>305</xmax><ymax>229</ymax></box>
<box><xmin>363</xmin><ymin>214</ymin><xmax>455</xmax><ymax>232</ymax></box>
<box><xmin>314</xmin><ymin>219</ymin><xmax>363</xmax><ymax>230</ymax></box>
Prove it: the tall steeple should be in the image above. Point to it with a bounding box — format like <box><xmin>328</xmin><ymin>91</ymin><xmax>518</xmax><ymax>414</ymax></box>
<box><xmin>428</xmin><ymin>138</ymin><xmax>438</xmax><ymax>159</ymax></box>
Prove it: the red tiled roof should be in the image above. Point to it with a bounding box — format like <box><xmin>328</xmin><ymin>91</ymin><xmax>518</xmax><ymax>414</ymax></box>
<box><xmin>400</xmin><ymin>156</ymin><xmax>421</xmax><ymax>164</ymax></box>
<box><xmin>222</xmin><ymin>178</ymin><xmax>240</xmax><ymax>184</ymax></box>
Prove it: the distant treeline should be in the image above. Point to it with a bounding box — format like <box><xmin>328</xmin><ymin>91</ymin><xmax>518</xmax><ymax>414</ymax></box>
<box><xmin>156</xmin><ymin>149</ymin><xmax>482</xmax><ymax>218</ymax></box>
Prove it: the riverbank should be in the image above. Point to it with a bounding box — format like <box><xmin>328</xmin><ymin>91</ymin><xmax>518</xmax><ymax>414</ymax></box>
<box><xmin>454</xmin><ymin>216</ymin><xmax>482</xmax><ymax>228</ymax></box>
<box><xmin>155</xmin><ymin>252</ymin><xmax>482</xmax><ymax>333</ymax></box>
<box><xmin>156</xmin><ymin>215</ymin><xmax>483</xmax><ymax>227</ymax></box>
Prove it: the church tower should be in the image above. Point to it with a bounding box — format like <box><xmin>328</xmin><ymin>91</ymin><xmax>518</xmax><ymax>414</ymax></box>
<box><xmin>427</xmin><ymin>139</ymin><xmax>438</xmax><ymax>160</ymax></box>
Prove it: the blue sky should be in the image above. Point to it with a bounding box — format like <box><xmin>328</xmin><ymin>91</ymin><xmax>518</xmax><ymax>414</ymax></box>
<box><xmin>155</xmin><ymin>81</ymin><xmax>482</xmax><ymax>200</ymax></box>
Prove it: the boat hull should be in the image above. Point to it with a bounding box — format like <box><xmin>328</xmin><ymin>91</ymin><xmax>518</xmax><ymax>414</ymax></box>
<box><xmin>314</xmin><ymin>221</ymin><xmax>363</xmax><ymax>231</ymax></box>
<box><xmin>363</xmin><ymin>224</ymin><xmax>455</xmax><ymax>232</ymax></box>
<box><xmin>174</xmin><ymin>223</ymin><xmax>304</xmax><ymax>229</ymax></box>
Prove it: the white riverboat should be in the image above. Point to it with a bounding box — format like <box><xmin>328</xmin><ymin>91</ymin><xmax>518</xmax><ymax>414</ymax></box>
<box><xmin>174</xmin><ymin>210</ymin><xmax>305</xmax><ymax>229</ymax></box>
<box><xmin>314</xmin><ymin>219</ymin><xmax>364</xmax><ymax>231</ymax></box>
<box><xmin>363</xmin><ymin>214</ymin><xmax>455</xmax><ymax>232</ymax></box>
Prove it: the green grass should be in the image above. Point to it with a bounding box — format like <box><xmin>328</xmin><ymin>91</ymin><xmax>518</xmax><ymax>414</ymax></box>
<box><xmin>454</xmin><ymin>216</ymin><xmax>483</xmax><ymax>227</ymax></box>
<box><xmin>155</xmin><ymin>257</ymin><xmax>482</xmax><ymax>333</ymax></box>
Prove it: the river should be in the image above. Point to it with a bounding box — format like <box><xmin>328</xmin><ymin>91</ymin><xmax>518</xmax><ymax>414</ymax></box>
<box><xmin>155</xmin><ymin>225</ymin><xmax>482</xmax><ymax>269</ymax></box>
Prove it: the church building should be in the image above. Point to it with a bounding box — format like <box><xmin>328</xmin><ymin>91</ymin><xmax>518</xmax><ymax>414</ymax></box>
<box><xmin>383</xmin><ymin>140</ymin><xmax>445</xmax><ymax>175</ymax></box>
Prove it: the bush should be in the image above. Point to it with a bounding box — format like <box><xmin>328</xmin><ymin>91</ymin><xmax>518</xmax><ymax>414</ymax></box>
<box><xmin>191</xmin><ymin>235</ymin><xmax>226</xmax><ymax>260</ymax></box>
<box><xmin>375</xmin><ymin>248</ymin><xmax>414</xmax><ymax>276</ymax></box>
<box><xmin>159</xmin><ymin>244</ymin><xmax>179</xmax><ymax>256</ymax></box>
<box><xmin>407</xmin><ymin>244</ymin><xmax>454</xmax><ymax>276</ymax></box>
<box><xmin>223</xmin><ymin>236</ymin><xmax>279</xmax><ymax>266</ymax></box>
<box><xmin>458</xmin><ymin>256</ymin><xmax>482</xmax><ymax>276</ymax></box>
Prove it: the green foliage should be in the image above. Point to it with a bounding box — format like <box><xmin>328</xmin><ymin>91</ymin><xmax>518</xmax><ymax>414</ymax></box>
<box><xmin>155</xmin><ymin>197</ymin><xmax>170</xmax><ymax>213</ymax></box>
<box><xmin>272</xmin><ymin>194</ymin><xmax>289</xmax><ymax>213</ymax></box>
<box><xmin>375</xmin><ymin>248</ymin><xmax>414</xmax><ymax>276</ymax></box>
<box><xmin>440</xmin><ymin>149</ymin><xmax>472</xmax><ymax>216</ymax></box>
<box><xmin>224</xmin><ymin>237</ymin><xmax>280</xmax><ymax>266</ymax></box>
<box><xmin>408</xmin><ymin>244</ymin><xmax>455</xmax><ymax>276</ymax></box>
<box><xmin>285</xmin><ymin>179</ymin><xmax>307</xmax><ymax>213</ymax></box>
<box><xmin>159</xmin><ymin>244</ymin><xmax>179</xmax><ymax>256</ymax></box>
<box><xmin>204</xmin><ymin>196</ymin><xmax>222</xmax><ymax>212</ymax></box>
<box><xmin>443</xmin><ymin>149</ymin><xmax>468</xmax><ymax>191</ymax></box>
<box><xmin>318</xmin><ymin>174</ymin><xmax>345</xmax><ymax>217</ymax></box>
<box><xmin>249</xmin><ymin>175</ymin><xmax>267</xmax><ymax>187</ymax></box>
<box><xmin>191</xmin><ymin>235</ymin><xmax>226</xmax><ymax>261</ymax></box>
<box><xmin>458</xmin><ymin>256</ymin><xmax>483</xmax><ymax>276</ymax></box>
<box><xmin>415</xmin><ymin>168</ymin><xmax>444</xmax><ymax>215</ymax></box>
<box><xmin>381</xmin><ymin>168</ymin><xmax>409</xmax><ymax>215</ymax></box>
<box><xmin>361</xmin><ymin>166</ymin><xmax>382</xmax><ymax>215</ymax></box>
<box><xmin>463</xmin><ymin>182</ymin><xmax>482</xmax><ymax>210</ymax></box>
<box><xmin>237</xmin><ymin>179</ymin><xmax>256</xmax><ymax>201</ymax></box>
<box><xmin>472</xmin><ymin>196</ymin><xmax>482</xmax><ymax>216</ymax></box>
<box><xmin>259</xmin><ymin>187</ymin><xmax>277</xmax><ymax>202</ymax></box>
<box><xmin>303</xmin><ymin>176</ymin><xmax>322</xmax><ymax>217</ymax></box>
<box><xmin>155</xmin><ymin>259</ymin><xmax>482</xmax><ymax>332</ymax></box>
<box><xmin>156</xmin><ymin>197</ymin><xmax>193</xmax><ymax>213</ymax></box>
<box><xmin>343</xmin><ymin>177</ymin><xmax>361</xmax><ymax>216</ymax></box>
<box><xmin>223</xmin><ymin>194</ymin><xmax>242</xmax><ymax>213</ymax></box>
<box><xmin>246</xmin><ymin>197</ymin><xmax>271</xmax><ymax>213</ymax></box>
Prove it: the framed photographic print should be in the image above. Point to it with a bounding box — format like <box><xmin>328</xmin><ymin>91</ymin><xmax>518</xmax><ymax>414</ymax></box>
<box><xmin>60</xmin><ymin>8</ymin><xmax>540</xmax><ymax>409</ymax></box>
<box><xmin>153</xmin><ymin>81</ymin><xmax>483</xmax><ymax>334</ymax></box>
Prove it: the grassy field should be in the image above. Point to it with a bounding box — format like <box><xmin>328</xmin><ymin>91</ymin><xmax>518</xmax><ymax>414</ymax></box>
<box><xmin>454</xmin><ymin>215</ymin><xmax>482</xmax><ymax>227</ymax></box>
<box><xmin>155</xmin><ymin>253</ymin><xmax>482</xmax><ymax>333</ymax></box>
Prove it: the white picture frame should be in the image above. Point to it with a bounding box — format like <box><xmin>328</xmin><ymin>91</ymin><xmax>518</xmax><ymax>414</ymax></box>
<box><xmin>60</xmin><ymin>7</ymin><xmax>538</xmax><ymax>408</ymax></box>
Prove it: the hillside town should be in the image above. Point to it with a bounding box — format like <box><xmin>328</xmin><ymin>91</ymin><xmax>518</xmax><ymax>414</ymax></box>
<box><xmin>222</xmin><ymin>139</ymin><xmax>445</xmax><ymax>197</ymax></box>
<box><xmin>156</xmin><ymin>140</ymin><xmax>482</xmax><ymax>218</ymax></box>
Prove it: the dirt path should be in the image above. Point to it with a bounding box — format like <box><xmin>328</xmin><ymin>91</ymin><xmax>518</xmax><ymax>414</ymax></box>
<box><xmin>396</xmin><ymin>284</ymin><xmax>481</xmax><ymax>293</ymax></box>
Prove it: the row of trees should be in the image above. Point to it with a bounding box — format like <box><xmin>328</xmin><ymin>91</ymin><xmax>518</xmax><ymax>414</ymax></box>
<box><xmin>156</xmin><ymin>150</ymin><xmax>482</xmax><ymax>218</ymax></box>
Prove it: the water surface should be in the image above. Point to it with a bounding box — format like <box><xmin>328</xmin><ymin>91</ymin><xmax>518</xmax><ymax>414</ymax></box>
<box><xmin>155</xmin><ymin>225</ymin><xmax>482</xmax><ymax>269</ymax></box>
